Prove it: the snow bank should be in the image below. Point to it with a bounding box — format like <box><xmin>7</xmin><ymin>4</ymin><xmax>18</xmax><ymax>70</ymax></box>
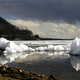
<box><xmin>35</xmin><ymin>37</ymin><xmax>80</xmax><ymax>55</ymax></box>
<box><xmin>0</xmin><ymin>37</ymin><xmax>9</xmax><ymax>49</ymax></box>
<box><xmin>1</xmin><ymin>37</ymin><xmax>80</xmax><ymax>65</ymax></box>
<box><xmin>70</xmin><ymin>37</ymin><xmax>80</xmax><ymax>55</ymax></box>
<box><xmin>0</xmin><ymin>37</ymin><xmax>71</xmax><ymax>55</ymax></box>
<box><xmin>0</xmin><ymin>37</ymin><xmax>35</xmax><ymax>54</ymax></box>
<box><xmin>0</xmin><ymin>37</ymin><xmax>80</xmax><ymax>55</ymax></box>
<box><xmin>35</xmin><ymin>44</ymin><xmax>70</xmax><ymax>51</ymax></box>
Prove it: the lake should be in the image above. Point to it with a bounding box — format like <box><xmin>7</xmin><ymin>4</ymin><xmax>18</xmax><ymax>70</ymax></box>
<box><xmin>0</xmin><ymin>40</ymin><xmax>80</xmax><ymax>80</ymax></box>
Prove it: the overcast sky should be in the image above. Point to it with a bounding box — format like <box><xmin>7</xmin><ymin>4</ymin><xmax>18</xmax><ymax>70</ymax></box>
<box><xmin>0</xmin><ymin>0</ymin><xmax>80</xmax><ymax>39</ymax></box>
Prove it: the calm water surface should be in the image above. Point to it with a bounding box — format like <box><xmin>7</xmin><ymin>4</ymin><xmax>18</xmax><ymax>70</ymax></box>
<box><xmin>1</xmin><ymin>40</ymin><xmax>80</xmax><ymax>80</ymax></box>
<box><xmin>5</xmin><ymin>52</ymin><xmax>80</xmax><ymax>80</ymax></box>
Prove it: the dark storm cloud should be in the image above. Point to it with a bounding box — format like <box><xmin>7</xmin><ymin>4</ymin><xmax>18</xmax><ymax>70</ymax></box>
<box><xmin>0</xmin><ymin>0</ymin><xmax>80</xmax><ymax>23</ymax></box>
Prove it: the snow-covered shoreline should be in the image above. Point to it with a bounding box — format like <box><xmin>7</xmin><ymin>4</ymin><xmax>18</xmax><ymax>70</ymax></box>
<box><xmin>0</xmin><ymin>37</ymin><xmax>79</xmax><ymax>55</ymax></box>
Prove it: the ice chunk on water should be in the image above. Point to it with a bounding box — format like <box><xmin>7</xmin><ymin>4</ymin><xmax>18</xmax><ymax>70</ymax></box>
<box><xmin>0</xmin><ymin>37</ymin><xmax>9</xmax><ymax>49</ymax></box>
<box><xmin>0</xmin><ymin>37</ymin><xmax>80</xmax><ymax>55</ymax></box>
<box><xmin>55</xmin><ymin>45</ymin><xmax>64</xmax><ymax>51</ymax></box>
<box><xmin>35</xmin><ymin>44</ymin><xmax>70</xmax><ymax>51</ymax></box>
<box><xmin>19</xmin><ymin>44</ymin><xmax>28</xmax><ymax>51</ymax></box>
<box><xmin>47</xmin><ymin>45</ymin><xmax>54</xmax><ymax>50</ymax></box>
<box><xmin>0</xmin><ymin>37</ymin><xmax>71</xmax><ymax>54</ymax></box>
<box><xmin>35</xmin><ymin>46</ymin><xmax>47</xmax><ymax>51</ymax></box>
<box><xmin>0</xmin><ymin>37</ymin><xmax>35</xmax><ymax>54</ymax></box>
<box><xmin>70</xmin><ymin>38</ymin><xmax>80</xmax><ymax>55</ymax></box>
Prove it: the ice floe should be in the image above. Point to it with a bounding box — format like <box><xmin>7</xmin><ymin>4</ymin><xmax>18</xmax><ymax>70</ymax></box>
<box><xmin>35</xmin><ymin>44</ymin><xmax>70</xmax><ymax>51</ymax></box>
<box><xmin>0</xmin><ymin>37</ymin><xmax>80</xmax><ymax>55</ymax></box>
<box><xmin>70</xmin><ymin>37</ymin><xmax>80</xmax><ymax>55</ymax></box>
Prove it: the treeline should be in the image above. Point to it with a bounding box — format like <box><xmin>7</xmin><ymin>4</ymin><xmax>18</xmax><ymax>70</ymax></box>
<box><xmin>0</xmin><ymin>16</ymin><xmax>37</xmax><ymax>40</ymax></box>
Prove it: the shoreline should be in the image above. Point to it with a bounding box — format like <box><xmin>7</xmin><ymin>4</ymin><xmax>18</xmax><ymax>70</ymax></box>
<box><xmin>0</xmin><ymin>64</ymin><xmax>60</xmax><ymax>80</ymax></box>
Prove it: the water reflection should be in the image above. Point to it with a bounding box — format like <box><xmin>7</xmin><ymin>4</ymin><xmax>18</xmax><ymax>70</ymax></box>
<box><xmin>70</xmin><ymin>56</ymin><xmax>80</xmax><ymax>71</ymax></box>
<box><xmin>0</xmin><ymin>51</ymin><xmax>69</xmax><ymax>65</ymax></box>
<box><xmin>1</xmin><ymin>51</ymin><xmax>80</xmax><ymax>80</ymax></box>
<box><xmin>1</xmin><ymin>51</ymin><xmax>80</xmax><ymax>72</ymax></box>
<box><xmin>0</xmin><ymin>55</ymin><xmax>8</xmax><ymax>64</ymax></box>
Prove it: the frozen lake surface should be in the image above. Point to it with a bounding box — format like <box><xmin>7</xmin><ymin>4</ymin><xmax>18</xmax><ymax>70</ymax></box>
<box><xmin>0</xmin><ymin>39</ymin><xmax>80</xmax><ymax>80</ymax></box>
<box><xmin>13</xmin><ymin>40</ymin><xmax>73</xmax><ymax>46</ymax></box>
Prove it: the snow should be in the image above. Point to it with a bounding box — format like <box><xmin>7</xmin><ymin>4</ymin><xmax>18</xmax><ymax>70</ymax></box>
<box><xmin>1</xmin><ymin>37</ymin><xmax>80</xmax><ymax>66</ymax></box>
<box><xmin>0</xmin><ymin>37</ymin><xmax>35</xmax><ymax>54</ymax></box>
<box><xmin>70</xmin><ymin>37</ymin><xmax>80</xmax><ymax>55</ymax></box>
<box><xmin>0</xmin><ymin>37</ymin><xmax>9</xmax><ymax>49</ymax></box>
<box><xmin>0</xmin><ymin>37</ymin><xmax>80</xmax><ymax>55</ymax></box>
<box><xmin>35</xmin><ymin>44</ymin><xmax>70</xmax><ymax>51</ymax></box>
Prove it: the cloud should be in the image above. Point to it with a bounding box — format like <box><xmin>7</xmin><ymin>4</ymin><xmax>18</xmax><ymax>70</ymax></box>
<box><xmin>51</xmin><ymin>28</ymin><xmax>65</xmax><ymax>33</ymax></box>
<box><xmin>7</xmin><ymin>19</ymin><xmax>80</xmax><ymax>39</ymax></box>
<box><xmin>49</xmin><ymin>32</ymin><xmax>60</xmax><ymax>38</ymax></box>
<box><xmin>8</xmin><ymin>19</ymin><xmax>40</xmax><ymax>29</ymax></box>
<box><xmin>37</xmin><ymin>32</ymin><xmax>45</xmax><ymax>36</ymax></box>
<box><xmin>1</xmin><ymin>0</ymin><xmax>80</xmax><ymax>23</ymax></box>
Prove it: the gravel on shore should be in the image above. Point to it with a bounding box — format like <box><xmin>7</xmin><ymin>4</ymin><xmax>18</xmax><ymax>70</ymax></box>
<box><xmin>0</xmin><ymin>64</ymin><xmax>60</xmax><ymax>80</ymax></box>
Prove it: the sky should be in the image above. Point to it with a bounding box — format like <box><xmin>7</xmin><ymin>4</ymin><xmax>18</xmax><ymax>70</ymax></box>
<box><xmin>0</xmin><ymin>0</ymin><xmax>80</xmax><ymax>39</ymax></box>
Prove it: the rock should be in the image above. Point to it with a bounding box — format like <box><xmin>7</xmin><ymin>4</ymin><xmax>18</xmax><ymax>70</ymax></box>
<box><xmin>0</xmin><ymin>64</ymin><xmax>2</xmax><ymax>67</ymax></box>
<box><xmin>18</xmin><ymin>62</ymin><xmax>35</xmax><ymax>66</ymax></box>
<box><xmin>6</xmin><ymin>67</ymin><xmax>18</xmax><ymax>74</ymax></box>
<box><xmin>49</xmin><ymin>75</ymin><xmax>60</xmax><ymax>80</ymax></box>
<box><xmin>30</xmin><ymin>71</ymin><xmax>34</xmax><ymax>74</ymax></box>
<box><xmin>41</xmin><ymin>74</ymin><xmax>44</xmax><ymax>78</ymax></box>
<box><xmin>37</xmin><ymin>73</ymin><xmax>41</xmax><ymax>77</ymax></box>
<box><xmin>49</xmin><ymin>75</ymin><xmax>55</xmax><ymax>78</ymax></box>
<box><xmin>0</xmin><ymin>65</ymin><xmax>61</xmax><ymax>80</ymax></box>
<box><xmin>3</xmin><ymin>65</ymin><xmax>8</xmax><ymax>69</ymax></box>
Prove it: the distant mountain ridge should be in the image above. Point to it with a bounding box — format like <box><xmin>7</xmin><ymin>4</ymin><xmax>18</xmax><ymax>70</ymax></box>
<box><xmin>0</xmin><ymin>16</ymin><xmax>35</xmax><ymax>40</ymax></box>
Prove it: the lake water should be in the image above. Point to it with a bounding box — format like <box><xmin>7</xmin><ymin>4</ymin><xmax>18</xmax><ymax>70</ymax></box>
<box><xmin>1</xmin><ymin>40</ymin><xmax>80</xmax><ymax>80</ymax></box>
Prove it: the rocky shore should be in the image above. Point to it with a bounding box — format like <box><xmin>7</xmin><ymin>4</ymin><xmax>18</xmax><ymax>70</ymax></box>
<box><xmin>18</xmin><ymin>62</ymin><xmax>35</xmax><ymax>66</ymax></box>
<box><xmin>0</xmin><ymin>64</ymin><xmax>60</xmax><ymax>80</ymax></box>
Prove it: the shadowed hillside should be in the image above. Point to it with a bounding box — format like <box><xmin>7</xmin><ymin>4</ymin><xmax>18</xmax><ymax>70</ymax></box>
<box><xmin>0</xmin><ymin>16</ymin><xmax>35</xmax><ymax>40</ymax></box>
